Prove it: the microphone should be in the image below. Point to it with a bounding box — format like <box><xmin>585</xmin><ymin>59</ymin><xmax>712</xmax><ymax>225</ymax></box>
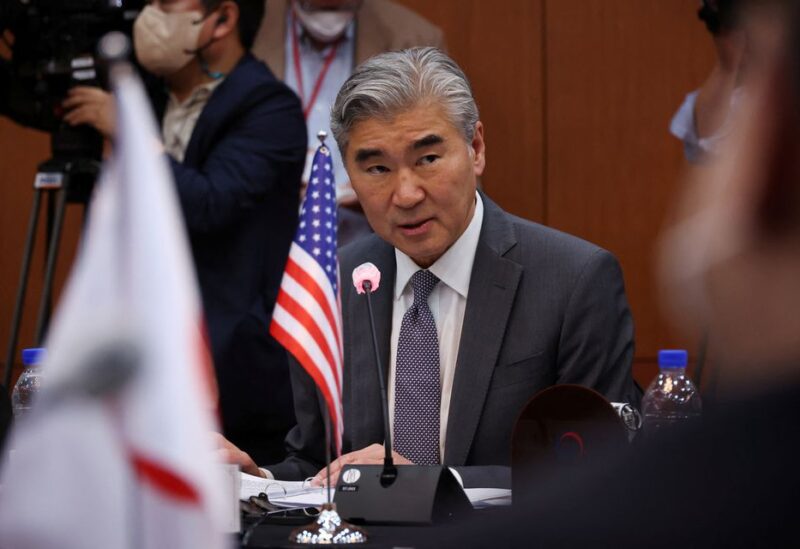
<box><xmin>335</xmin><ymin>262</ymin><xmax>472</xmax><ymax>524</ymax></box>
<box><xmin>351</xmin><ymin>262</ymin><xmax>396</xmax><ymax>485</ymax></box>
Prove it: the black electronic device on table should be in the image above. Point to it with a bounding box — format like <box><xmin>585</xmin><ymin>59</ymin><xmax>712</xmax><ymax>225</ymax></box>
<box><xmin>334</xmin><ymin>463</ymin><xmax>471</xmax><ymax>525</ymax></box>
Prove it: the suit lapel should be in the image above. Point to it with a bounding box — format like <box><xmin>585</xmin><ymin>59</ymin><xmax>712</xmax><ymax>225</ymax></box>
<box><xmin>346</xmin><ymin>238</ymin><xmax>395</xmax><ymax>449</ymax></box>
<box><xmin>445</xmin><ymin>196</ymin><xmax>522</xmax><ymax>466</ymax></box>
<box><xmin>183</xmin><ymin>55</ymin><xmax>257</xmax><ymax>166</ymax></box>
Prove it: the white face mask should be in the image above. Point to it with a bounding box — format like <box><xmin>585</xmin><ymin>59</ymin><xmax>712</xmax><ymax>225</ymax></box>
<box><xmin>133</xmin><ymin>5</ymin><xmax>204</xmax><ymax>76</ymax></box>
<box><xmin>293</xmin><ymin>2</ymin><xmax>355</xmax><ymax>43</ymax></box>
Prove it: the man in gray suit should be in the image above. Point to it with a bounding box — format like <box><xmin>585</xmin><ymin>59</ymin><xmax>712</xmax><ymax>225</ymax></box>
<box><xmin>219</xmin><ymin>47</ymin><xmax>639</xmax><ymax>487</ymax></box>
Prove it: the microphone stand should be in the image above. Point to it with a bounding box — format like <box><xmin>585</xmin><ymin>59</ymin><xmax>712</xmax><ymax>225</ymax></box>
<box><xmin>288</xmin><ymin>376</ymin><xmax>367</xmax><ymax>545</ymax></box>
<box><xmin>362</xmin><ymin>280</ymin><xmax>397</xmax><ymax>485</ymax></box>
<box><xmin>332</xmin><ymin>268</ymin><xmax>472</xmax><ymax>524</ymax></box>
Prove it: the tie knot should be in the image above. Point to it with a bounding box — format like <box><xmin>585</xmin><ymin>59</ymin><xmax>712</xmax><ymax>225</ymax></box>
<box><xmin>410</xmin><ymin>269</ymin><xmax>439</xmax><ymax>305</ymax></box>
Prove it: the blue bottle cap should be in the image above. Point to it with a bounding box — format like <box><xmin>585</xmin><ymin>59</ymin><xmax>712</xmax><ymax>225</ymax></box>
<box><xmin>658</xmin><ymin>349</ymin><xmax>688</xmax><ymax>368</ymax></box>
<box><xmin>21</xmin><ymin>347</ymin><xmax>46</xmax><ymax>366</ymax></box>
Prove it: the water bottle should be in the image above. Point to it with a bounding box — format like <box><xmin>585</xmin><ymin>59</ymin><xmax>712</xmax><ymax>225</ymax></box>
<box><xmin>641</xmin><ymin>349</ymin><xmax>701</xmax><ymax>437</ymax></box>
<box><xmin>11</xmin><ymin>348</ymin><xmax>46</xmax><ymax>419</ymax></box>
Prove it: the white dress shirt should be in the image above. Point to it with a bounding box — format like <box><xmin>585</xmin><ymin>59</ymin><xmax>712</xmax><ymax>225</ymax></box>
<box><xmin>259</xmin><ymin>193</ymin><xmax>483</xmax><ymax>478</ymax></box>
<box><xmin>388</xmin><ymin>192</ymin><xmax>484</xmax><ymax>462</ymax></box>
<box><xmin>283</xmin><ymin>12</ymin><xmax>355</xmax><ymax>203</ymax></box>
<box><xmin>161</xmin><ymin>79</ymin><xmax>224</xmax><ymax>162</ymax></box>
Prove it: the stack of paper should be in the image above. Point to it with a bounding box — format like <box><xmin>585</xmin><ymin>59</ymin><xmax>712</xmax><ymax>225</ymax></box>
<box><xmin>239</xmin><ymin>472</ymin><xmax>310</xmax><ymax>501</ymax></box>
<box><xmin>464</xmin><ymin>488</ymin><xmax>512</xmax><ymax>509</ymax></box>
<box><xmin>240</xmin><ymin>472</ymin><xmax>512</xmax><ymax>511</ymax></box>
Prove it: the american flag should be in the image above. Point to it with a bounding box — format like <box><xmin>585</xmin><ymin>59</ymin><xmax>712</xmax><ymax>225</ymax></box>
<box><xmin>270</xmin><ymin>136</ymin><xmax>344</xmax><ymax>453</ymax></box>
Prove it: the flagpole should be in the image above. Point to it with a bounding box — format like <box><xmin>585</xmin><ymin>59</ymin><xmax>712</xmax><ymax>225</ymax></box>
<box><xmin>96</xmin><ymin>31</ymin><xmax>140</xmax><ymax>549</ymax></box>
<box><xmin>325</xmin><ymin>400</ymin><xmax>332</xmax><ymax>505</ymax></box>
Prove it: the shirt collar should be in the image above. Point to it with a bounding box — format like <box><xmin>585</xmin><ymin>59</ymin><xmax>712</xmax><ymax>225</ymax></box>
<box><xmin>394</xmin><ymin>192</ymin><xmax>484</xmax><ymax>301</ymax></box>
<box><xmin>167</xmin><ymin>78</ymin><xmax>224</xmax><ymax>110</ymax></box>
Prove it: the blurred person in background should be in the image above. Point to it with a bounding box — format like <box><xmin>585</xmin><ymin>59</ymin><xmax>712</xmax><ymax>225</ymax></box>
<box><xmin>62</xmin><ymin>0</ymin><xmax>307</xmax><ymax>464</ymax></box>
<box><xmin>670</xmin><ymin>0</ymin><xmax>746</xmax><ymax>163</ymax></box>
<box><xmin>252</xmin><ymin>0</ymin><xmax>445</xmax><ymax>246</ymax></box>
<box><xmin>661</xmin><ymin>0</ymin><xmax>800</xmax><ymax>395</ymax></box>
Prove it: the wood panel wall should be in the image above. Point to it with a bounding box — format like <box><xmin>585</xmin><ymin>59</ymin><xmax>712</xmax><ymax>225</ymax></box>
<box><xmin>400</xmin><ymin>0</ymin><xmax>715</xmax><ymax>386</ymax></box>
<box><xmin>0</xmin><ymin>1</ymin><xmax>715</xmax><ymax>388</ymax></box>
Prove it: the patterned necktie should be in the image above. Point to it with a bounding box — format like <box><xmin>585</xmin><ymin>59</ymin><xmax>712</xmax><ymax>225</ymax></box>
<box><xmin>394</xmin><ymin>269</ymin><xmax>441</xmax><ymax>465</ymax></box>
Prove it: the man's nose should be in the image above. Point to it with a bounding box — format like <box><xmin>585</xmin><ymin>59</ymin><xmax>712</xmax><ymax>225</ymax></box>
<box><xmin>392</xmin><ymin>168</ymin><xmax>425</xmax><ymax>209</ymax></box>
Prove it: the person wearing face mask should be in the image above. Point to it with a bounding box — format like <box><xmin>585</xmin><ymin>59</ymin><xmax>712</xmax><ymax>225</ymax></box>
<box><xmin>63</xmin><ymin>0</ymin><xmax>307</xmax><ymax>465</ymax></box>
<box><xmin>251</xmin><ymin>0</ymin><xmax>445</xmax><ymax>246</ymax></box>
<box><xmin>670</xmin><ymin>0</ymin><xmax>746</xmax><ymax>163</ymax></box>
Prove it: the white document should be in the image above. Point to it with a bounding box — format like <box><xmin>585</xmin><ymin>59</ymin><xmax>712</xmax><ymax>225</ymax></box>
<box><xmin>269</xmin><ymin>488</ymin><xmax>329</xmax><ymax>509</ymax></box>
<box><xmin>464</xmin><ymin>488</ymin><xmax>512</xmax><ymax>509</ymax></box>
<box><xmin>264</xmin><ymin>485</ymin><xmax>512</xmax><ymax>510</ymax></box>
<box><xmin>239</xmin><ymin>472</ymin><xmax>308</xmax><ymax>501</ymax></box>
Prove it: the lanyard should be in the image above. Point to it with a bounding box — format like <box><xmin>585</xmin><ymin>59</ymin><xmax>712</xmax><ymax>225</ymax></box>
<box><xmin>291</xmin><ymin>12</ymin><xmax>340</xmax><ymax>120</ymax></box>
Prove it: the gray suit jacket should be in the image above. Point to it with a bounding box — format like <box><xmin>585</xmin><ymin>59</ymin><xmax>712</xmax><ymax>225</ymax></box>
<box><xmin>269</xmin><ymin>194</ymin><xmax>638</xmax><ymax>484</ymax></box>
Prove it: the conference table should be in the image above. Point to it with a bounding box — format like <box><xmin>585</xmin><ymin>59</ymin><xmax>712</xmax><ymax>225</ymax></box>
<box><xmin>234</xmin><ymin>385</ymin><xmax>632</xmax><ymax>547</ymax></box>
<box><xmin>238</xmin><ymin>510</ymin><xmax>506</xmax><ymax>548</ymax></box>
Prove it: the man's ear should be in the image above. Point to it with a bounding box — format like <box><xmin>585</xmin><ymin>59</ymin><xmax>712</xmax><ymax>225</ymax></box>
<box><xmin>211</xmin><ymin>1</ymin><xmax>239</xmax><ymax>40</ymax></box>
<box><xmin>471</xmin><ymin>121</ymin><xmax>486</xmax><ymax>177</ymax></box>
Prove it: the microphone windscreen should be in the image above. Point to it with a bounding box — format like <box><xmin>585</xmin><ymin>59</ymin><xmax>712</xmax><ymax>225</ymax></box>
<box><xmin>352</xmin><ymin>262</ymin><xmax>381</xmax><ymax>294</ymax></box>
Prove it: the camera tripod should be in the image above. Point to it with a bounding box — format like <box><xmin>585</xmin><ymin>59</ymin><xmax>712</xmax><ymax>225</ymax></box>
<box><xmin>2</xmin><ymin>155</ymin><xmax>98</xmax><ymax>391</ymax></box>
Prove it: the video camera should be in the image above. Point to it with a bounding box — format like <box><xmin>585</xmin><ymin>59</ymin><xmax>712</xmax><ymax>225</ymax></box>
<box><xmin>0</xmin><ymin>0</ymin><xmax>144</xmax><ymax>159</ymax></box>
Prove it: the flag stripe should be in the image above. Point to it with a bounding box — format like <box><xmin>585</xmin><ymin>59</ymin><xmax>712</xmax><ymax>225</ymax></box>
<box><xmin>270</xmin><ymin>321</ymin><xmax>343</xmax><ymax>448</ymax></box>
<box><xmin>270</xmin><ymin>303</ymin><xmax>342</xmax><ymax>415</ymax></box>
<box><xmin>285</xmin><ymin>255</ymin><xmax>341</xmax><ymax>356</ymax></box>
<box><xmin>277</xmin><ymin>271</ymin><xmax>342</xmax><ymax>391</ymax></box>
<box><xmin>286</xmin><ymin>242</ymin><xmax>341</xmax><ymax>348</ymax></box>
<box><xmin>276</xmin><ymin>290</ymin><xmax>339</xmax><ymax>387</ymax></box>
<box><xmin>279</xmin><ymin>269</ymin><xmax>341</xmax><ymax>362</ymax></box>
<box><xmin>130</xmin><ymin>452</ymin><xmax>201</xmax><ymax>504</ymax></box>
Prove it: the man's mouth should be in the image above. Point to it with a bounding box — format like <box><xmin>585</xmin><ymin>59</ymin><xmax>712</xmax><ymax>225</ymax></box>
<box><xmin>397</xmin><ymin>218</ymin><xmax>433</xmax><ymax>236</ymax></box>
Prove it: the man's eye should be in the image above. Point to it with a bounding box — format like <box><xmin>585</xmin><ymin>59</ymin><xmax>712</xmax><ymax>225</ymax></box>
<box><xmin>418</xmin><ymin>154</ymin><xmax>439</xmax><ymax>166</ymax></box>
<box><xmin>366</xmin><ymin>165</ymin><xmax>389</xmax><ymax>174</ymax></box>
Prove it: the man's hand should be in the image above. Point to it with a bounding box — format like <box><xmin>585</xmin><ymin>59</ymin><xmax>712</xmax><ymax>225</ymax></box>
<box><xmin>312</xmin><ymin>444</ymin><xmax>412</xmax><ymax>487</ymax></box>
<box><xmin>212</xmin><ymin>432</ymin><xmax>265</xmax><ymax>478</ymax></box>
<box><xmin>62</xmin><ymin>86</ymin><xmax>116</xmax><ymax>139</ymax></box>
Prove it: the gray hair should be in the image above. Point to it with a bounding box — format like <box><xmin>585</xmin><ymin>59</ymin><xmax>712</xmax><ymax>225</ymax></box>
<box><xmin>330</xmin><ymin>47</ymin><xmax>480</xmax><ymax>153</ymax></box>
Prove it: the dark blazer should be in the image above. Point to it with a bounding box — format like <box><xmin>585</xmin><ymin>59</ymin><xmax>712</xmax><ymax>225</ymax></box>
<box><xmin>270</xmin><ymin>194</ymin><xmax>638</xmax><ymax>481</ymax></box>
<box><xmin>156</xmin><ymin>54</ymin><xmax>307</xmax><ymax>463</ymax></box>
